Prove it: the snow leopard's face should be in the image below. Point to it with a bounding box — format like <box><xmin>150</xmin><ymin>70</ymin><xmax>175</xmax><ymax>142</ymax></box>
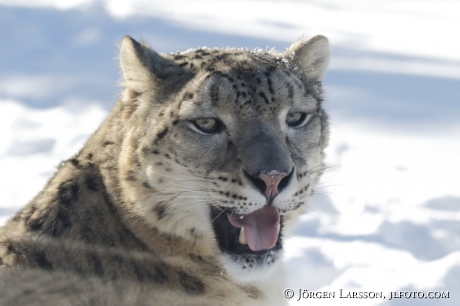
<box><xmin>118</xmin><ymin>36</ymin><xmax>330</xmax><ymax>282</ymax></box>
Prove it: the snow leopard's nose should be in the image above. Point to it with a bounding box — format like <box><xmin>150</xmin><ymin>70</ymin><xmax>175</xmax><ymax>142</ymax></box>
<box><xmin>244</xmin><ymin>168</ymin><xmax>293</xmax><ymax>199</ymax></box>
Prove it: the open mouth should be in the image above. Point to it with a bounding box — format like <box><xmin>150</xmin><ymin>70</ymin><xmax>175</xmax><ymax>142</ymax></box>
<box><xmin>211</xmin><ymin>205</ymin><xmax>283</xmax><ymax>256</ymax></box>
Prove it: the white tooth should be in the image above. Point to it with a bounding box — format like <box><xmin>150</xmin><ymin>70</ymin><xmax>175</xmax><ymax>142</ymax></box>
<box><xmin>239</xmin><ymin>227</ymin><xmax>247</xmax><ymax>245</ymax></box>
<box><xmin>239</xmin><ymin>215</ymin><xmax>244</xmax><ymax>219</ymax></box>
<box><xmin>277</xmin><ymin>222</ymin><xmax>281</xmax><ymax>234</ymax></box>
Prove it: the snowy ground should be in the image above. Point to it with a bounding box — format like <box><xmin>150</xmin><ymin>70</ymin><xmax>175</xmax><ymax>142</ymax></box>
<box><xmin>0</xmin><ymin>1</ymin><xmax>459</xmax><ymax>305</ymax></box>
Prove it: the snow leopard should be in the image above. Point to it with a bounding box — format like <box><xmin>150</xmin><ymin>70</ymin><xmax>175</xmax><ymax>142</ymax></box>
<box><xmin>0</xmin><ymin>35</ymin><xmax>330</xmax><ymax>305</ymax></box>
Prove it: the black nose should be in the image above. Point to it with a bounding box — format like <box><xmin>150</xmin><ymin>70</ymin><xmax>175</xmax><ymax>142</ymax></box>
<box><xmin>244</xmin><ymin>168</ymin><xmax>293</xmax><ymax>199</ymax></box>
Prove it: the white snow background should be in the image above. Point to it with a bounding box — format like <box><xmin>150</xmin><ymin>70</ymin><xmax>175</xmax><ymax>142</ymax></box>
<box><xmin>0</xmin><ymin>1</ymin><xmax>459</xmax><ymax>305</ymax></box>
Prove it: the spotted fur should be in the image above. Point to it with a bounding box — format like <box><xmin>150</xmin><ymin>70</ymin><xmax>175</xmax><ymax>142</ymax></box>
<box><xmin>0</xmin><ymin>35</ymin><xmax>330</xmax><ymax>305</ymax></box>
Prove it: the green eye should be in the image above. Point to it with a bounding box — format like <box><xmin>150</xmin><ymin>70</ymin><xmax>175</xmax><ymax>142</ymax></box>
<box><xmin>286</xmin><ymin>113</ymin><xmax>307</xmax><ymax>127</ymax></box>
<box><xmin>193</xmin><ymin>118</ymin><xmax>220</xmax><ymax>133</ymax></box>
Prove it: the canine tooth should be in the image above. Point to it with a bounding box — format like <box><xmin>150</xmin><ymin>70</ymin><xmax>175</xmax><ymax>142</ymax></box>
<box><xmin>239</xmin><ymin>215</ymin><xmax>244</xmax><ymax>219</ymax></box>
<box><xmin>239</xmin><ymin>227</ymin><xmax>247</xmax><ymax>245</ymax></box>
<box><xmin>277</xmin><ymin>222</ymin><xmax>281</xmax><ymax>234</ymax></box>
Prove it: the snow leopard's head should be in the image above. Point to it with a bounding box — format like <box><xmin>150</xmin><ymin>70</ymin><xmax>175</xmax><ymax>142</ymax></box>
<box><xmin>118</xmin><ymin>35</ymin><xmax>330</xmax><ymax>282</ymax></box>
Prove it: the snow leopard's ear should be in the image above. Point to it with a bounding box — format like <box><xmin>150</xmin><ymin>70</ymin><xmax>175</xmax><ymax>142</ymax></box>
<box><xmin>286</xmin><ymin>35</ymin><xmax>330</xmax><ymax>82</ymax></box>
<box><xmin>119</xmin><ymin>36</ymin><xmax>182</xmax><ymax>92</ymax></box>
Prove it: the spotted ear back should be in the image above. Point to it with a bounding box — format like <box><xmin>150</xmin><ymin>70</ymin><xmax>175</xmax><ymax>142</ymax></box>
<box><xmin>287</xmin><ymin>35</ymin><xmax>330</xmax><ymax>82</ymax></box>
<box><xmin>119</xmin><ymin>36</ymin><xmax>180</xmax><ymax>92</ymax></box>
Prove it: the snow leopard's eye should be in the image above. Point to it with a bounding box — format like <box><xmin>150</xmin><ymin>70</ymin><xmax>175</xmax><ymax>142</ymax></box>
<box><xmin>286</xmin><ymin>112</ymin><xmax>309</xmax><ymax>128</ymax></box>
<box><xmin>193</xmin><ymin>118</ymin><xmax>221</xmax><ymax>134</ymax></box>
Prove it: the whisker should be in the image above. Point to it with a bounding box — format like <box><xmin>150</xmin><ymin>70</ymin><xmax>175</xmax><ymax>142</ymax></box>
<box><xmin>163</xmin><ymin>200</ymin><xmax>210</xmax><ymax>212</ymax></box>
<box><xmin>211</xmin><ymin>207</ymin><xmax>228</xmax><ymax>224</ymax></box>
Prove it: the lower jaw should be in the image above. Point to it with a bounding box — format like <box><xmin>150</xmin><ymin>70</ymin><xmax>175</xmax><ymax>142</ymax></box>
<box><xmin>226</xmin><ymin>248</ymin><xmax>281</xmax><ymax>265</ymax></box>
<box><xmin>221</xmin><ymin>250</ymin><xmax>283</xmax><ymax>282</ymax></box>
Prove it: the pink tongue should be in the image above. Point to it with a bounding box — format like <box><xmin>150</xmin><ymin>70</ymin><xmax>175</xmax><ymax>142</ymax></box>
<box><xmin>227</xmin><ymin>206</ymin><xmax>280</xmax><ymax>252</ymax></box>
